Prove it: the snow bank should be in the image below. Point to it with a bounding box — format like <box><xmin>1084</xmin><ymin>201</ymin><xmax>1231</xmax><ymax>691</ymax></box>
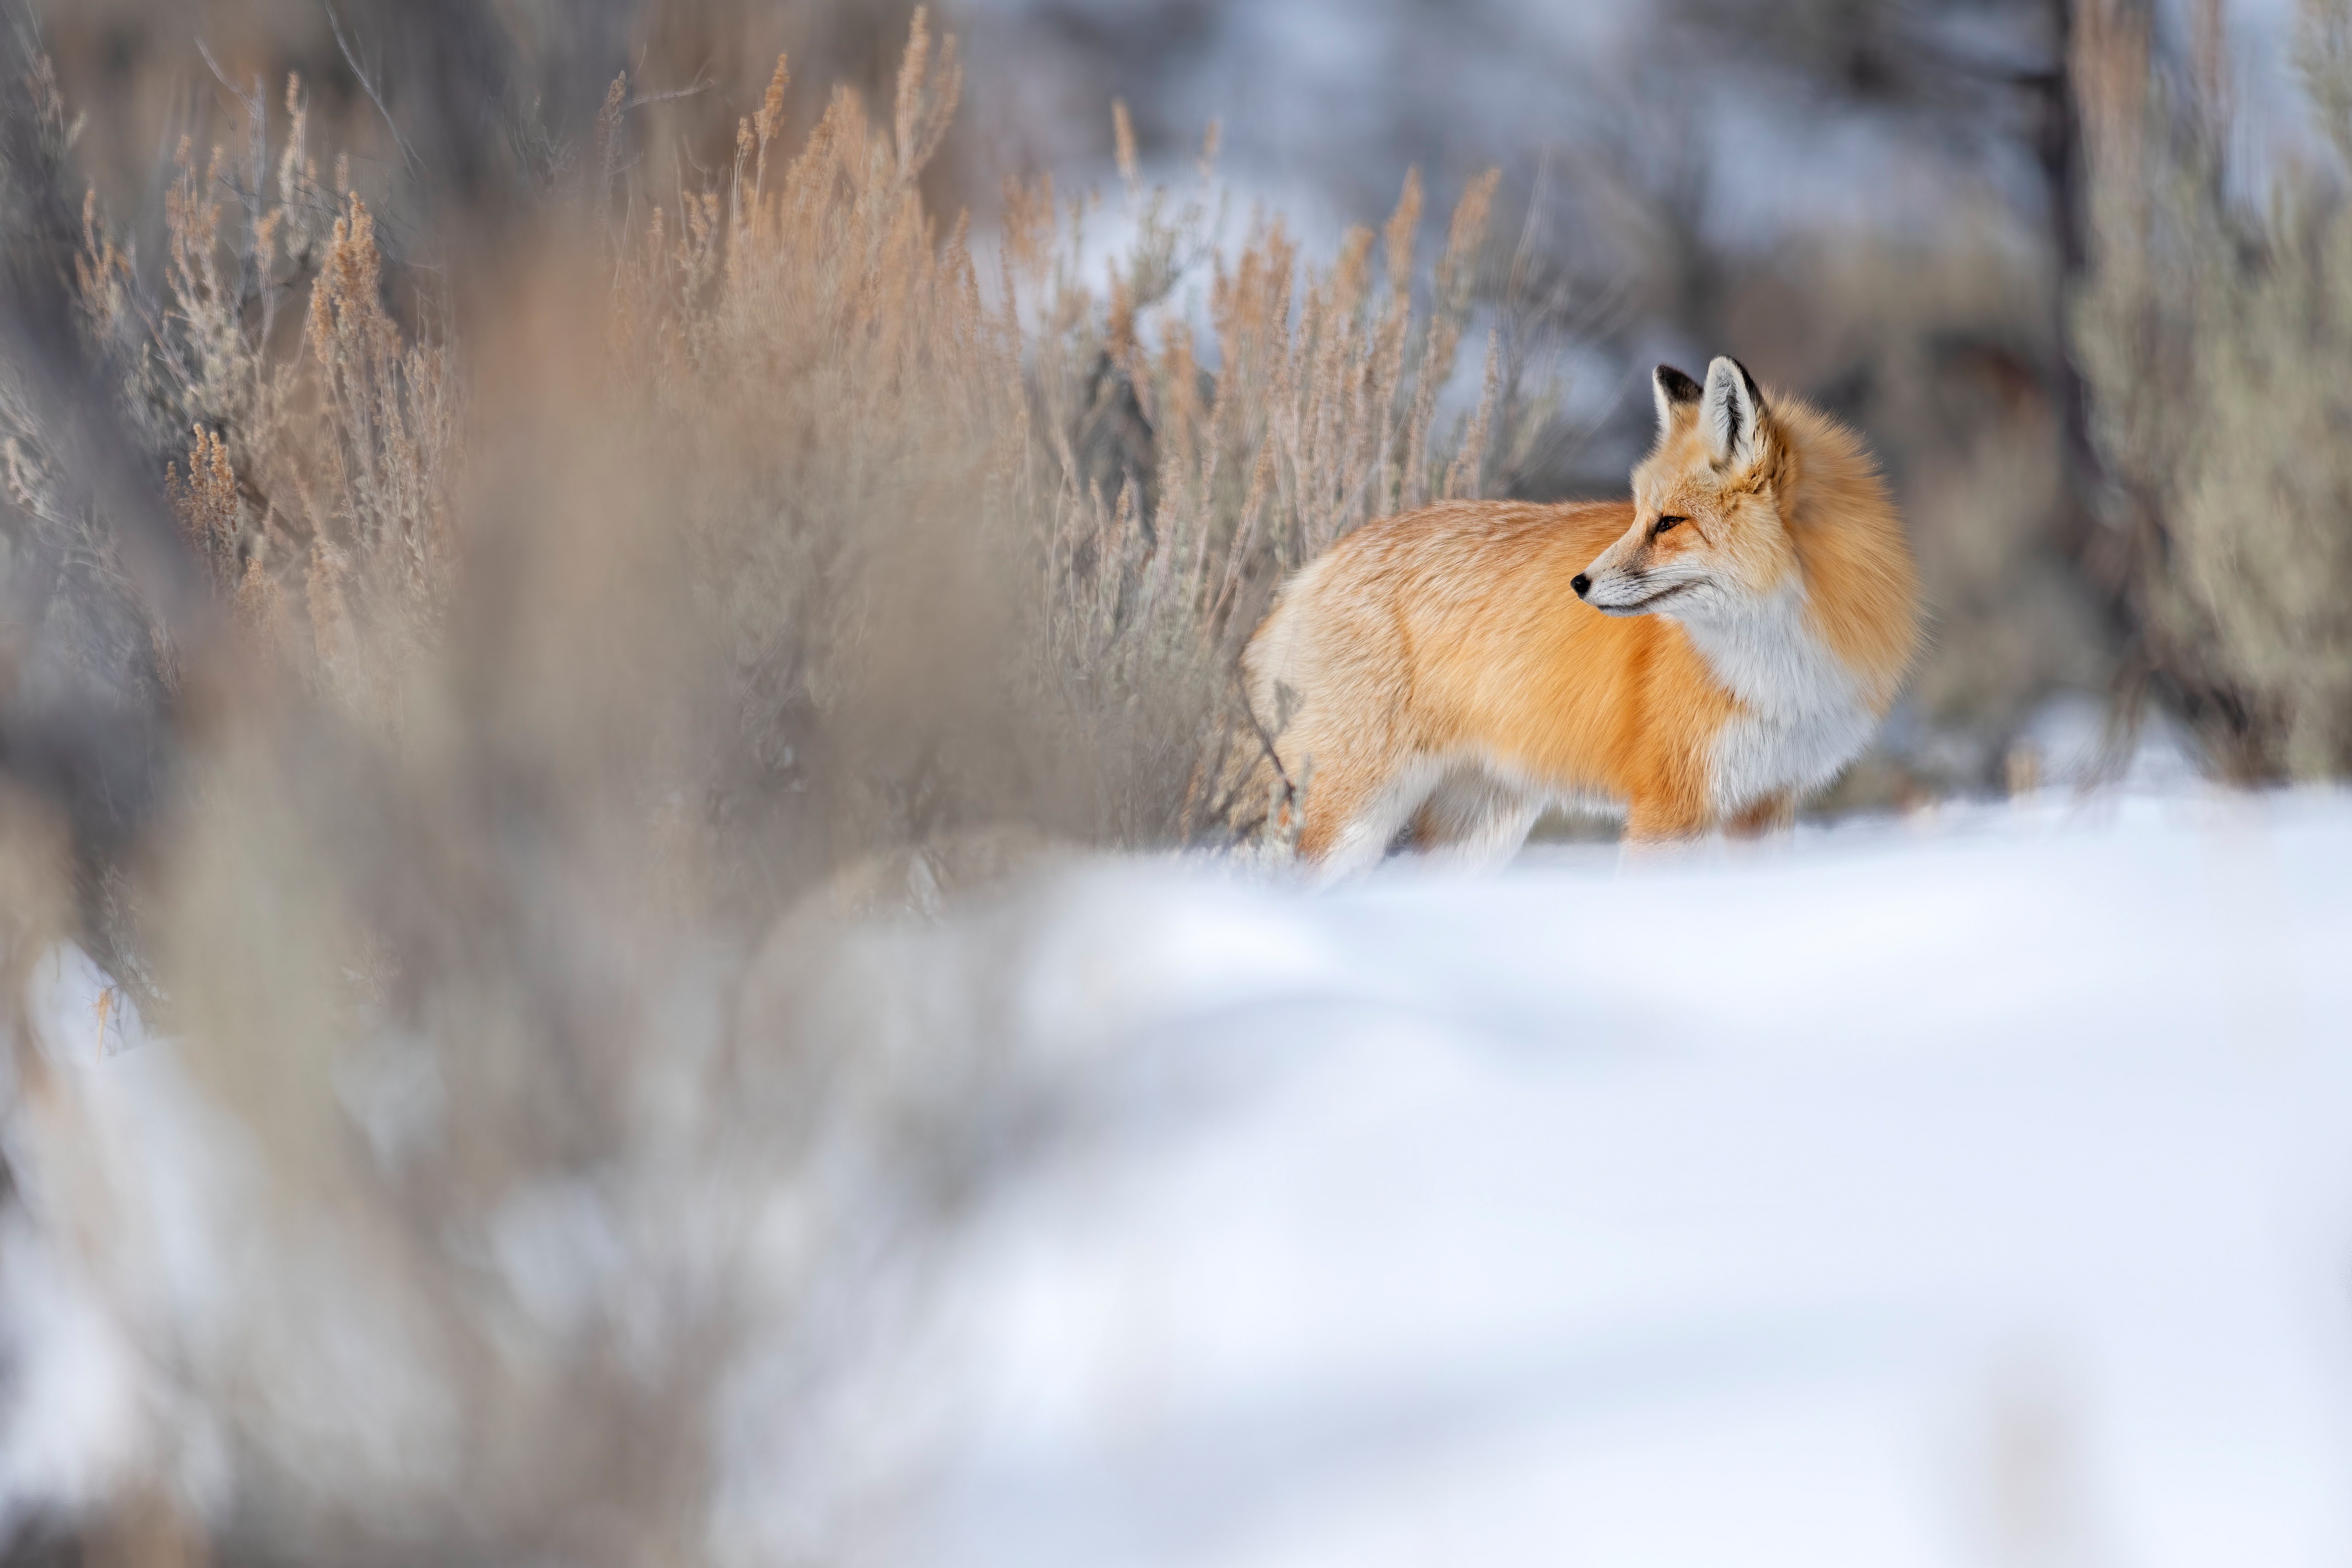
<box><xmin>908</xmin><ymin>790</ymin><xmax>2352</xmax><ymax>1567</ymax></box>
<box><xmin>9</xmin><ymin>791</ymin><xmax>2352</xmax><ymax>1565</ymax></box>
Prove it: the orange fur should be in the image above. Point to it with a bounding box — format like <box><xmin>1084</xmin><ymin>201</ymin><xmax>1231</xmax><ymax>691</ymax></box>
<box><xmin>1241</xmin><ymin>357</ymin><xmax>1919</xmax><ymax>871</ymax></box>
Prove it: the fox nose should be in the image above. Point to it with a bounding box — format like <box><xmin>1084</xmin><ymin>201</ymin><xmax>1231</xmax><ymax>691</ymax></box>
<box><xmin>1572</xmin><ymin>573</ymin><xmax>1591</xmax><ymax>599</ymax></box>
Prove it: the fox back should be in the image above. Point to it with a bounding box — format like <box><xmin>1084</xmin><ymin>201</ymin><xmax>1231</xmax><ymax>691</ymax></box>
<box><xmin>1238</xmin><ymin>356</ymin><xmax>1918</xmax><ymax>872</ymax></box>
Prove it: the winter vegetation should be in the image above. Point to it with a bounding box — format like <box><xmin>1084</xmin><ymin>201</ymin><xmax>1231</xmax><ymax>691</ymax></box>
<box><xmin>2074</xmin><ymin>0</ymin><xmax>2352</xmax><ymax>778</ymax></box>
<box><xmin>2</xmin><ymin>0</ymin><xmax>2351</xmax><ymax>1564</ymax></box>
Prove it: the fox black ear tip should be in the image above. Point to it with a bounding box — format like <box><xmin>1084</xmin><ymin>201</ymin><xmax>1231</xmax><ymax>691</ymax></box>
<box><xmin>1654</xmin><ymin>364</ymin><xmax>1702</xmax><ymax>403</ymax></box>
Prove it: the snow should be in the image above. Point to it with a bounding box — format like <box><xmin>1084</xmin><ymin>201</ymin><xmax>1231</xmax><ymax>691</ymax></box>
<box><xmin>903</xmin><ymin>790</ymin><xmax>2352</xmax><ymax>1568</ymax></box>
<box><xmin>9</xmin><ymin>789</ymin><xmax>2352</xmax><ymax>1563</ymax></box>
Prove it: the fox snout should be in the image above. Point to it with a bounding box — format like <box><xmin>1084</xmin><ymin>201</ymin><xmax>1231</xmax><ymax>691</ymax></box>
<box><xmin>1579</xmin><ymin>556</ymin><xmax>1700</xmax><ymax>617</ymax></box>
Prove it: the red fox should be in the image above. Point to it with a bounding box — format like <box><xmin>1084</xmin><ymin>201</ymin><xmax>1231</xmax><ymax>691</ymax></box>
<box><xmin>1240</xmin><ymin>356</ymin><xmax>1919</xmax><ymax>873</ymax></box>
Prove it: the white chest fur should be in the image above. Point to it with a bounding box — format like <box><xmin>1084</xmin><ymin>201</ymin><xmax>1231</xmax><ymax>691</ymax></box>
<box><xmin>1679</xmin><ymin>584</ymin><xmax>1877</xmax><ymax>817</ymax></box>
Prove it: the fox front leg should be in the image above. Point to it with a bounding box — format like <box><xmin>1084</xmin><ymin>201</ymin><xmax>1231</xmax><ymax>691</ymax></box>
<box><xmin>1725</xmin><ymin>792</ymin><xmax>1796</xmax><ymax>839</ymax></box>
<box><xmin>1623</xmin><ymin>793</ymin><xmax>1708</xmax><ymax>847</ymax></box>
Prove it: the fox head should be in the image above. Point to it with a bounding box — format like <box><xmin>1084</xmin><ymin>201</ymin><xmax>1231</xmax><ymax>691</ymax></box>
<box><xmin>1574</xmin><ymin>356</ymin><xmax>1794</xmax><ymax>620</ymax></box>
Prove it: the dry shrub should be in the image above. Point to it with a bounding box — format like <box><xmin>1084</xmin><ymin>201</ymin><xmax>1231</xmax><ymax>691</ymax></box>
<box><xmin>608</xmin><ymin>28</ymin><xmax>1501</xmax><ymax>860</ymax></box>
<box><xmin>1012</xmin><ymin>156</ymin><xmax>1504</xmax><ymax>842</ymax></box>
<box><xmin>58</xmin><ymin>14</ymin><xmax>1512</xmax><ymax>874</ymax></box>
<box><xmin>0</xmin><ymin>11</ymin><xmax>1527</xmax><ymax>1564</ymax></box>
<box><xmin>2072</xmin><ymin>0</ymin><xmax>2352</xmax><ymax>779</ymax></box>
<box><xmin>68</xmin><ymin>74</ymin><xmax>456</xmax><ymax>726</ymax></box>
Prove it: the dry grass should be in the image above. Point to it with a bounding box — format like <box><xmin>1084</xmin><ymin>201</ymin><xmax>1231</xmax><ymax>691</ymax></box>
<box><xmin>49</xmin><ymin>10</ymin><xmax>1513</xmax><ymax>877</ymax></box>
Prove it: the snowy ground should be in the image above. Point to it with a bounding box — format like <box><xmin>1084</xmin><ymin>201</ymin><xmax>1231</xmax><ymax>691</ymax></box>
<box><xmin>901</xmin><ymin>789</ymin><xmax>2352</xmax><ymax>1568</ymax></box>
<box><xmin>9</xmin><ymin>788</ymin><xmax>2352</xmax><ymax>1565</ymax></box>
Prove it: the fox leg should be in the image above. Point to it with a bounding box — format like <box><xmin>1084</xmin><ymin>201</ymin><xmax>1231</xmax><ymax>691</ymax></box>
<box><xmin>1623</xmin><ymin>794</ymin><xmax>1708</xmax><ymax>846</ymax></box>
<box><xmin>1296</xmin><ymin>752</ymin><xmax>1437</xmax><ymax>881</ymax></box>
<box><xmin>1726</xmin><ymin>792</ymin><xmax>1796</xmax><ymax>839</ymax></box>
<box><xmin>1410</xmin><ymin>769</ymin><xmax>1541</xmax><ymax>870</ymax></box>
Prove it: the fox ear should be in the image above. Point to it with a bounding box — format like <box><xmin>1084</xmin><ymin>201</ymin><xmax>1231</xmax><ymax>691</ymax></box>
<box><xmin>1652</xmin><ymin>363</ymin><xmax>1702</xmax><ymax>438</ymax></box>
<box><xmin>1700</xmin><ymin>355</ymin><xmax>1770</xmax><ymax>469</ymax></box>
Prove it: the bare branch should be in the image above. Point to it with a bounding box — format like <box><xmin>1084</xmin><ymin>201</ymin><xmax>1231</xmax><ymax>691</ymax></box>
<box><xmin>627</xmin><ymin>78</ymin><xmax>716</xmax><ymax>114</ymax></box>
<box><xmin>321</xmin><ymin>1</ymin><xmax>420</xmax><ymax>177</ymax></box>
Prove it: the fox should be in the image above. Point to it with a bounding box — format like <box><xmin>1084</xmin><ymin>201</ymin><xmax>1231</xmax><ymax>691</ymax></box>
<box><xmin>1237</xmin><ymin>355</ymin><xmax>1919</xmax><ymax>874</ymax></box>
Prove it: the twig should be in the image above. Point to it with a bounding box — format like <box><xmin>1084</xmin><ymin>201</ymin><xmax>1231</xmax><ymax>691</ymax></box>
<box><xmin>193</xmin><ymin>40</ymin><xmax>270</xmax><ymax>306</ymax></box>
<box><xmin>191</xmin><ymin>37</ymin><xmax>250</xmax><ymax>107</ymax></box>
<box><xmin>628</xmin><ymin>79</ymin><xmax>716</xmax><ymax>114</ymax></box>
<box><xmin>321</xmin><ymin>1</ymin><xmax>421</xmax><ymax>177</ymax></box>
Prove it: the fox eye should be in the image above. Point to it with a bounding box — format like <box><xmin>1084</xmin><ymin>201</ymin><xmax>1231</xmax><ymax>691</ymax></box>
<box><xmin>1651</xmin><ymin>515</ymin><xmax>1686</xmax><ymax>538</ymax></box>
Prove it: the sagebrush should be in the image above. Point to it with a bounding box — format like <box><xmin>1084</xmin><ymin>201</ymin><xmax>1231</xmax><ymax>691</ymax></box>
<box><xmin>0</xmin><ymin>13</ymin><xmax>1521</xmax><ymax>1565</ymax></box>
